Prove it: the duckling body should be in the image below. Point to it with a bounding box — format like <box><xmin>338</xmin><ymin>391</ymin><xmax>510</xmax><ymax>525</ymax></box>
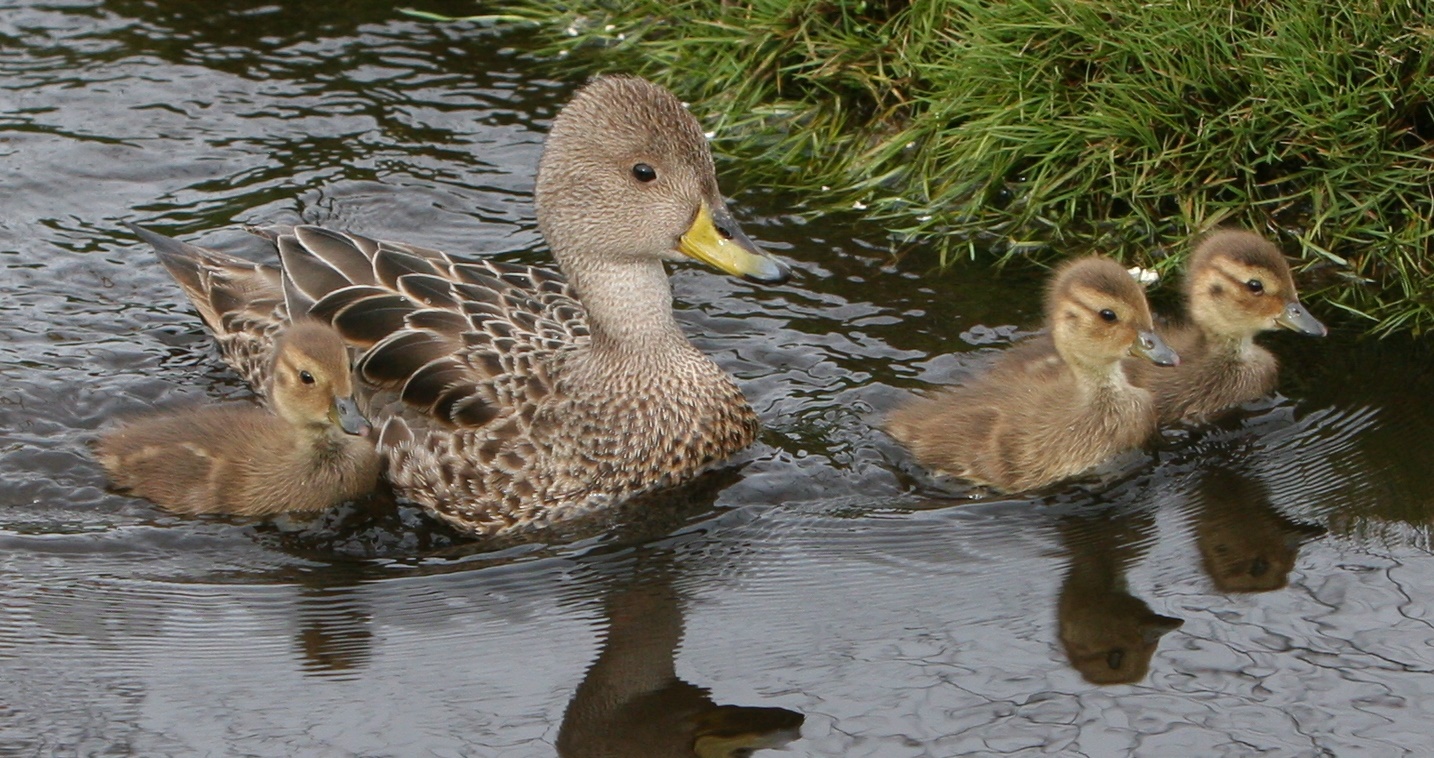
<box><xmin>96</xmin><ymin>322</ymin><xmax>380</xmax><ymax>516</ymax></box>
<box><xmin>127</xmin><ymin>76</ymin><xmax>790</xmax><ymax>536</ymax></box>
<box><xmin>1128</xmin><ymin>229</ymin><xmax>1326</xmax><ymax>423</ymax></box>
<box><xmin>885</xmin><ymin>257</ymin><xmax>1178</xmax><ymax>492</ymax></box>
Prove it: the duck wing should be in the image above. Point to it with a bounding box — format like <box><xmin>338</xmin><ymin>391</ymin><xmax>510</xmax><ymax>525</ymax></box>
<box><xmin>261</xmin><ymin>225</ymin><xmax>589</xmax><ymax>429</ymax></box>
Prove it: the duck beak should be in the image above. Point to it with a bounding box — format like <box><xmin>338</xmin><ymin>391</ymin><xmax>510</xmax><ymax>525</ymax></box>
<box><xmin>1131</xmin><ymin>329</ymin><xmax>1180</xmax><ymax>367</ymax></box>
<box><xmin>1275</xmin><ymin>301</ymin><xmax>1327</xmax><ymax>337</ymax></box>
<box><xmin>691</xmin><ymin>705</ymin><xmax>805</xmax><ymax>757</ymax></box>
<box><xmin>330</xmin><ymin>395</ymin><xmax>372</xmax><ymax>437</ymax></box>
<box><xmin>678</xmin><ymin>202</ymin><xmax>791</xmax><ymax>284</ymax></box>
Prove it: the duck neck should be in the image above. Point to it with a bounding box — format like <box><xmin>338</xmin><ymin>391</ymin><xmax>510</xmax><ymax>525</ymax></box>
<box><xmin>566</xmin><ymin>256</ymin><xmax>690</xmax><ymax>359</ymax></box>
<box><xmin>1201</xmin><ymin>327</ymin><xmax>1257</xmax><ymax>362</ymax></box>
<box><xmin>1066</xmin><ymin>353</ymin><xmax>1134</xmax><ymax>397</ymax></box>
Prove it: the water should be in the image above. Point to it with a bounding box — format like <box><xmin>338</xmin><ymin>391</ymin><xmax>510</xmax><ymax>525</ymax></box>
<box><xmin>3</xmin><ymin>1</ymin><xmax>1433</xmax><ymax>755</ymax></box>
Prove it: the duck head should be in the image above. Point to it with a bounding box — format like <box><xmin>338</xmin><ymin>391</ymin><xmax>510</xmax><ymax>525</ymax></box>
<box><xmin>1046</xmin><ymin>256</ymin><xmax>1180</xmax><ymax>371</ymax></box>
<box><xmin>1184</xmin><ymin>229</ymin><xmax>1327</xmax><ymax>340</ymax></box>
<box><xmin>534</xmin><ymin>75</ymin><xmax>789</xmax><ymax>285</ymax></box>
<box><xmin>268</xmin><ymin>321</ymin><xmax>370</xmax><ymax>436</ymax></box>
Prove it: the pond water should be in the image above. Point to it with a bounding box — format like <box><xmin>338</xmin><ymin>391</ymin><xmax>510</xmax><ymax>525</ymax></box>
<box><xmin>4</xmin><ymin>1</ymin><xmax>1434</xmax><ymax>755</ymax></box>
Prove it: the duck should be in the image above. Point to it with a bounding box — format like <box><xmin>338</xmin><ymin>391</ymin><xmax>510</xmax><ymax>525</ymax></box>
<box><xmin>95</xmin><ymin>321</ymin><xmax>382</xmax><ymax>516</ymax></box>
<box><xmin>885</xmin><ymin>256</ymin><xmax>1179</xmax><ymax>492</ymax></box>
<box><xmin>127</xmin><ymin>75</ymin><xmax>791</xmax><ymax>537</ymax></box>
<box><xmin>1127</xmin><ymin>229</ymin><xmax>1327</xmax><ymax>423</ymax></box>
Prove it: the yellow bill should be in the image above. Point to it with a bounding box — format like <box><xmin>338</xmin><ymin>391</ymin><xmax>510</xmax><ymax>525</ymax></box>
<box><xmin>678</xmin><ymin>202</ymin><xmax>791</xmax><ymax>284</ymax></box>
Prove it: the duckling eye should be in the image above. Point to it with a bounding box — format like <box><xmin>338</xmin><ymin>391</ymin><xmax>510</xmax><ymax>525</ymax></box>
<box><xmin>631</xmin><ymin>163</ymin><xmax>657</xmax><ymax>183</ymax></box>
<box><xmin>299</xmin><ymin>370</ymin><xmax>315</xmax><ymax>385</ymax></box>
<box><xmin>1246</xmin><ymin>279</ymin><xmax>1265</xmax><ymax>294</ymax></box>
<box><xmin>1098</xmin><ymin>309</ymin><xmax>1118</xmax><ymax>323</ymax></box>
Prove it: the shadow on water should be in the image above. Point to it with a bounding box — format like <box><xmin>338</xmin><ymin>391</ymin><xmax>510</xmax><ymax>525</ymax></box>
<box><xmin>4</xmin><ymin>0</ymin><xmax>1434</xmax><ymax>754</ymax></box>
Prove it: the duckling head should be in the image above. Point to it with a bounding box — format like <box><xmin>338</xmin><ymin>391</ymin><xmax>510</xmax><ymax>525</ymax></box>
<box><xmin>1047</xmin><ymin>257</ymin><xmax>1180</xmax><ymax>371</ymax></box>
<box><xmin>534</xmin><ymin>75</ymin><xmax>789</xmax><ymax>285</ymax></box>
<box><xmin>268</xmin><ymin>321</ymin><xmax>370</xmax><ymax>436</ymax></box>
<box><xmin>1183</xmin><ymin>230</ymin><xmax>1327</xmax><ymax>340</ymax></box>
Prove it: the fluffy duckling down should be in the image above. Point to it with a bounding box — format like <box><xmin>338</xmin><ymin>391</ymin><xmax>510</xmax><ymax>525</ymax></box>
<box><xmin>96</xmin><ymin>321</ymin><xmax>381</xmax><ymax>516</ymax></box>
<box><xmin>886</xmin><ymin>256</ymin><xmax>1179</xmax><ymax>492</ymax></box>
<box><xmin>1127</xmin><ymin>229</ymin><xmax>1326</xmax><ymax>423</ymax></box>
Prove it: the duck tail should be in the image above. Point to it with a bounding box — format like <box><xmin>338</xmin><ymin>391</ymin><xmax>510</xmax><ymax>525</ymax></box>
<box><xmin>124</xmin><ymin>222</ymin><xmax>285</xmax><ymax>336</ymax></box>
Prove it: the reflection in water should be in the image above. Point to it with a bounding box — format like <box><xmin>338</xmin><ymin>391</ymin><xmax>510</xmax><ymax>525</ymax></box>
<box><xmin>557</xmin><ymin>550</ymin><xmax>803</xmax><ymax>757</ymax></box>
<box><xmin>291</xmin><ymin>579</ymin><xmax>374</xmax><ymax>678</ymax></box>
<box><xmin>1188</xmin><ymin>465</ymin><xmax>1326</xmax><ymax>593</ymax></box>
<box><xmin>1055</xmin><ymin>507</ymin><xmax>1183</xmax><ymax>685</ymax></box>
<box><xmin>6</xmin><ymin>0</ymin><xmax>1434</xmax><ymax>751</ymax></box>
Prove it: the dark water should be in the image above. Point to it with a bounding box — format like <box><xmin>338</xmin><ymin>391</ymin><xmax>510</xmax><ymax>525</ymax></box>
<box><xmin>4</xmin><ymin>1</ymin><xmax>1434</xmax><ymax>755</ymax></box>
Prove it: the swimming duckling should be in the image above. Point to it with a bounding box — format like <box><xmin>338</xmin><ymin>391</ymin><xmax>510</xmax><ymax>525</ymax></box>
<box><xmin>885</xmin><ymin>257</ymin><xmax>1179</xmax><ymax>492</ymax></box>
<box><xmin>96</xmin><ymin>321</ymin><xmax>381</xmax><ymax>516</ymax></box>
<box><xmin>1129</xmin><ymin>229</ymin><xmax>1326</xmax><ymax>423</ymax></box>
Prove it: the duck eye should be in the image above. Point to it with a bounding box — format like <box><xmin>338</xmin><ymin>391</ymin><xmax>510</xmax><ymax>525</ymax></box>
<box><xmin>1099</xmin><ymin>309</ymin><xmax>1118</xmax><ymax>323</ymax></box>
<box><xmin>1246</xmin><ymin>279</ymin><xmax>1265</xmax><ymax>294</ymax></box>
<box><xmin>631</xmin><ymin>163</ymin><xmax>657</xmax><ymax>183</ymax></box>
<box><xmin>299</xmin><ymin>370</ymin><xmax>315</xmax><ymax>385</ymax></box>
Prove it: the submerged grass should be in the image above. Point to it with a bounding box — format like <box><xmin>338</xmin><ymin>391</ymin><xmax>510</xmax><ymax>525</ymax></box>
<box><xmin>470</xmin><ymin>0</ymin><xmax>1433</xmax><ymax>334</ymax></box>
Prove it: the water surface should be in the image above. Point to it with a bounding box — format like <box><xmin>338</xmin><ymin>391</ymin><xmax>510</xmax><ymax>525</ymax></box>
<box><xmin>3</xmin><ymin>1</ymin><xmax>1434</xmax><ymax>755</ymax></box>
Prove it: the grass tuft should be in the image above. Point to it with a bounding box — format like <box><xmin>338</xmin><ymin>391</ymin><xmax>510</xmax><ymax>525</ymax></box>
<box><xmin>481</xmin><ymin>0</ymin><xmax>1434</xmax><ymax>335</ymax></box>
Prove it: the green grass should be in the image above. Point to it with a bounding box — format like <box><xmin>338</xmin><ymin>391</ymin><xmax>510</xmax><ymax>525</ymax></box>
<box><xmin>438</xmin><ymin>0</ymin><xmax>1434</xmax><ymax>335</ymax></box>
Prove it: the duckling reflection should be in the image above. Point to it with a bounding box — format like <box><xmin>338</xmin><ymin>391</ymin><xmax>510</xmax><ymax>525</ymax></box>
<box><xmin>1188</xmin><ymin>466</ymin><xmax>1326</xmax><ymax>593</ymax></box>
<box><xmin>557</xmin><ymin>551</ymin><xmax>803</xmax><ymax>758</ymax></box>
<box><xmin>291</xmin><ymin>577</ymin><xmax>374</xmax><ymax>678</ymax></box>
<box><xmin>1055</xmin><ymin>507</ymin><xmax>1183</xmax><ymax>685</ymax></box>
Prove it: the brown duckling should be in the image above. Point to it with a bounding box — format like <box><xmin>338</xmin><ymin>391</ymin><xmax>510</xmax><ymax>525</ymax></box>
<box><xmin>1129</xmin><ymin>229</ymin><xmax>1326</xmax><ymax>423</ymax></box>
<box><xmin>96</xmin><ymin>321</ymin><xmax>381</xmax><ymax>516</ymax></box>
<box><xmin>885</xmin><ymin>257</ymin><xmax>1179</xmax><ymax>492</ymax></box>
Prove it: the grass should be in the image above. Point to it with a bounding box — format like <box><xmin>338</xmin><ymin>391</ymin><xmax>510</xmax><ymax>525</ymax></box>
<box><xmin>427</xmin><ymin>0</ymin><xmax>1434</xmax><ymax>335</ymax></box>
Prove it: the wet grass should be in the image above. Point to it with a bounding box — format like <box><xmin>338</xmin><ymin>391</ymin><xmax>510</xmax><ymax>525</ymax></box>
<box><xmin>431</xmin><ymin>0</ymin><xmax>1434</xmax><ymax>335</ymax></box>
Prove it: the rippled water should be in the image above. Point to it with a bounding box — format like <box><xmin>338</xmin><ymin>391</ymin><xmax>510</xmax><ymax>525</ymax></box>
<box><xmin>4</xmin><ymin>1</ymin><xmax>1434</xmax><ymax>755</ymax></box>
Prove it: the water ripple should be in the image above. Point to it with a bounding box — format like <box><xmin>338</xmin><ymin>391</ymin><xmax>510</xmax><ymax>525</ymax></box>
<box><xmin>5</xmin><ymin>0</ymin><xmax>1434</xmax><ymax>754</ymax></box>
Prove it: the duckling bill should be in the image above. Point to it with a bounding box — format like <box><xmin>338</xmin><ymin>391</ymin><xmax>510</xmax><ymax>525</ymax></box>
<box><xmin>886</xmin><ymin>256</ymin><xmax>1178</xmax><ymax>493</ymax></box>
<box><xmin>95</xmin><ymin>322</ymin><xmax>381</xmax><ymax>516</ymax></box>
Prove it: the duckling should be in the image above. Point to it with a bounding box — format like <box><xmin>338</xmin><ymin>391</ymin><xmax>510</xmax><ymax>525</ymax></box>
<box><xmin>885</xmin><ymin>257</ymin><xmax>1179</xmax><ymax>492</ymax></box>
<box><xmin>1128</xmin><ymin>229</ymin><xmax>1326</xmax><ymax>423</ymax></box>
<box><xmin>95</xmin><ymin>321</ymin><xmax>381</xmax><ymax>516</ymax></box>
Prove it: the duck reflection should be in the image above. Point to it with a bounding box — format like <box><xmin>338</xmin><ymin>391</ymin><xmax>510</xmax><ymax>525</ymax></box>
<box><xmin>1055</xmin><ymin>507</ymin><xmax>1183</xmax><ymax>685</ymax></box>
<box><xmin>290</xmin><ymin>569</ymin><xmax>375</xmax><ymax>678</ymax></box>
<box><xmin>557</xmin><ymin>550</ymin><xmax>804</xmax><ymax>758</ymax></box>
<box><xmin>1187</xmin><ymin>466</ymin><xmax>1325</xmax><ymax>593</ymax></box>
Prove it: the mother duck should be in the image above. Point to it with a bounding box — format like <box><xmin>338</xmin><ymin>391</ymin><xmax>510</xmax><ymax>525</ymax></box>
<box><xmin>129</xmin><ymin>75</ymin><xmax>791</xmax><ymax>537</ymax></box>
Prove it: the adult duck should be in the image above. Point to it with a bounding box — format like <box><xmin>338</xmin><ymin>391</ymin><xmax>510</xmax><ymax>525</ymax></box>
<box><xmin>129</xmin><ymin>75</ymin><xmax>790</xmax><ymax>536</ymax></box>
